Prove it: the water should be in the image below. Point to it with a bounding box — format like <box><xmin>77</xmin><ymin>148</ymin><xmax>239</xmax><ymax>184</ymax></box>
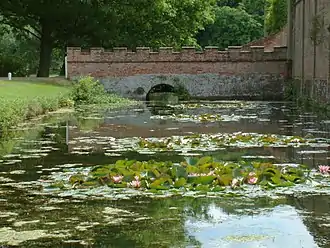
<box><xmin>0</xmin><ymin>101</ymin><xmax>329</xmax><ymax>247</ymax></box>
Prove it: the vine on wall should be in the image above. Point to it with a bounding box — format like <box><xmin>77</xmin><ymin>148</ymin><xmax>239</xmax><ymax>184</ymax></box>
<box><xmin>309</xmin><ymin>14</ymin><xmax>326</xmax><ymax>45</ymax></box>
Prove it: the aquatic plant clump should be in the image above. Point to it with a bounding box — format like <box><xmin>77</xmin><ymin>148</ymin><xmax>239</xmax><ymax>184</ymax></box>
<box><xmin>136</xmin><ymin>132</ymin><xmax>322</xmax><ymax>151</ymax></box>
<box><xmin>63</xmin><ymin>157</ymin><xmax>312</xmax><ymax>192</ymax></box>
<box><xmin>151</xmin><ymin>113</ymin><xmax>224</xmax><ymax>123</ymax></box>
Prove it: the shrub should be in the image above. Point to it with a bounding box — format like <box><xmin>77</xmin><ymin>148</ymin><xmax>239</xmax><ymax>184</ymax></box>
<box><xmin>71</xmin><ymin>76</ymin><xmax>137</xmax><ymax>106</ymax></box>
<box><xmin>71</xmin><ymin>76</ymin><xmax>110</xmax><ymax>105</ymax></box>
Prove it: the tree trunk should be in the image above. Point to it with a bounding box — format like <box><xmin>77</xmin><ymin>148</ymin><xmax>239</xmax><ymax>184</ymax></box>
<box><xmin>37</xmin><ymin>23</ymin><xmax>53</xmax><ymax>77</ymax></box>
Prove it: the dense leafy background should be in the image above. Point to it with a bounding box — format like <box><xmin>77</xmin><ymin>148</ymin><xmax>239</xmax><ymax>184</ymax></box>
<box><xmin>0</xmin><ymin>0</ymin><xmax>287</xmax><ymax>77</ymax></box>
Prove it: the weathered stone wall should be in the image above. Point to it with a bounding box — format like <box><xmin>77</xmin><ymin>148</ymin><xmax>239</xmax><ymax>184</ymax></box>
<box><xmin>99</xmin><ymin>73</ymin><xmax>285</xmax><ymax>100</ymax></box>
<box><xmin>291</xmin><ymin>0</ymin><xmax>330</xmax><ymax>104</ymax></box>
<box><xmin>67</xmin><ymin>45</ymin><xmax>288</xmax><ymax>100</ymax></box>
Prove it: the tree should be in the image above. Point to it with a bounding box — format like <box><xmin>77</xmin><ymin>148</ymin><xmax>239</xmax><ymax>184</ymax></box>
<box><xmin>265</xmin><ymin>0</ymin><xmax>287</xmax><ymax>35</ymax></box>
<box><xmin>0</xmin><ymin>0</ymin><xmax>114</xmax><ymax>77</ymax></box>
<box><xmin>197</xmin><ymin>6</ymin><xmax>263</xmax><ymax>49</ymax></box>
<box><xmin>0</xmin><ymin>0</ymin><xmax>216</xmax><ymax>77</ymax></box>
<box><xmin>217</xmin><ymin>0</ymin><xmax>241</xmax><ymax>7</ymax></box>
<box><xmin>241</xmin><ymin>0</ymin><xmax>266</xmax><ymax>17</ymax></box>
<box><xmin>0</xmin><ymin>25</ymin><xmax>39</xmax><ymax>76</ymax></box>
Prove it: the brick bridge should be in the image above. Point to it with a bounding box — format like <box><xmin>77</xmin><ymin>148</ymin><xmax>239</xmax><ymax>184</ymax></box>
<box><xmin>66</xmin><ymin>46</ymin><xmax>289</xmax><ymax>100</ymax></box>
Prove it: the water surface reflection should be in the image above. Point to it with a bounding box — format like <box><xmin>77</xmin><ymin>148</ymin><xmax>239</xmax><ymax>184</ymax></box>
<box><xmin>0</xmin><ymin>101</ymin><xmax>329</xmax><ymax>247</ymax></box>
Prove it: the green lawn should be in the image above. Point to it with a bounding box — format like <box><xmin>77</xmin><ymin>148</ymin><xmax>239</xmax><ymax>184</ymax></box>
<box><xmin>0</xmin><ymin>80</ymin><xmax>71</xmax><ymax>100</ymax></box>
<box><xmin>0</xmin><ymin>80</ymin><xmax>73</xmax><ymax>133</ymax></box>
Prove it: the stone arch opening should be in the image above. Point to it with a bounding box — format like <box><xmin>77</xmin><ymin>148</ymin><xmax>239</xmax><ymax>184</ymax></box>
<box><xmin>145</xmin><ymin>83</ymin><xmax>175</xmax><ymax>101</ymax></box>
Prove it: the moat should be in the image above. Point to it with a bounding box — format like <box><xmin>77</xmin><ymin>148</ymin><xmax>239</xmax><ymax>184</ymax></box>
<box><xmin>0</xmin><ymin>100</ymin><xmax>329</xmax><ymax>247</ymax></box>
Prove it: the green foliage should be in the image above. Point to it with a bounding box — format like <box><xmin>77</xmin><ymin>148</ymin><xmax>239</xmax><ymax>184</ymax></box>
<box><xmin>71</xmin><ymin>76</ymin><xmax>138</xmax><ymax>107</ymax></box>
<box><xmin>0</xmin><ymin>25</ymin><xmax>39</xmax><ymax>76</ymax></box>
<box><xmin>0</xmin><ymin>0</ymin><xmax>216</xmax><ymax>76</ymax></box>
<box><xmin>71</xmin><ymin>77</ymin><xmax>110</xmax><ymax>105</ymax></box>
<box><xmin>197</xmin><ymin>6</ymin><xmax>263</xmax><ymax>49</ymax></box>
<box><xmin>241</xmin><ymin>0</ymin><xmax>266</xmax><ymax>23</ymax></box>
<box><xmin>217</xmin><ymin>0</ymin><xmax>241</xmax><ymax>7</ymax></box>
<box><xmin>112</xmin><ymin>0</ymin><xmax>216</xmax><ymax>49</ymax></box>
<box><xmin>265</xmin><ymin>0</ymin><xmax>287</xmax><ymax>35</ymax></box>
<box><xmin>59</xmin><ymin>157</ymin><xmax>310</xmax><ymax>191</ymax></box>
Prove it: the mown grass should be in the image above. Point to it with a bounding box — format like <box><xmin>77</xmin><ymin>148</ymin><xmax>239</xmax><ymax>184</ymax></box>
<box><xmin>0</xmin><ymin>80</ymin><xmax>73</xmax><ymax>134</ymax></box>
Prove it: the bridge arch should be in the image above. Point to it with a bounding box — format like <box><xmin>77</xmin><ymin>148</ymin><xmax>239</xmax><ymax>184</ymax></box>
<box><xmin>145</xmin><ymin>83</ymin><xmax>176</xmax><ymax>101</ymax></box>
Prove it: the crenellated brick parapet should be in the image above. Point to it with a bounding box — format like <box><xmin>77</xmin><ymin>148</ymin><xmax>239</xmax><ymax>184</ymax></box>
<box><xmin>66</xmin><ymin>45</ymin><xmax>288</xmax><ymax>78</ymax></box>
<box><xmin>67</xmin><ymin>46</ymin><xmax>287</xmax><ymax>63</ymax></box>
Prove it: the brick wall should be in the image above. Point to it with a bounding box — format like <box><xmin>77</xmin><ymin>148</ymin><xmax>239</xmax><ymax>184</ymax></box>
<box><xmin>67</xmin><ymin>46</ymin><xmax>288</xmax><ymax>78</ymax></box>
<box><xmin>291</xmin><ymin>0</ymin><xmax>330</xmax><ymax>104</ymax></box>
<box><xmin>242</xmin><ymin>26</ymin><xmax>288</xmax><ymax>52</ymax></box>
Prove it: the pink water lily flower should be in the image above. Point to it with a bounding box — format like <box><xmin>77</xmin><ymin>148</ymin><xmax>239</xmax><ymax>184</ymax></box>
<box><xmin>128</xmin><ymin>176</ymin><xmax>141</xmax><ymax>188</ymax></box>
<box><xmin>247</xmin><ymin>172</ymin><xmax>258</xmax><ymax>185</ymax></box>
<box><xmin>318</xmin><ymin>165</ymin><xmax>330</xmax><ymax>174</ymax></box>
<box><xmin>112</xmin><ymin>175</ymin><xmax>124</xmax><ymax>184</ymax></box>
<box><xmin>248</xmin><ymin>177</ymin><xmax>258</xmax><ymax>185</ymax></box>
<box><xmin>128</xmin><ymin>180</ymin><xmax>141</xmax><ymax>188</ymax></box>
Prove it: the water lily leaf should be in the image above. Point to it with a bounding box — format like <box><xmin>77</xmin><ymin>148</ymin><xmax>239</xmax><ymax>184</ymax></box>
<box><xmin>69</xmin><ymin>174</ymin><xmax>85</xmax><ymax>185</ymax></box>
<box><xmin>282</xmin><ymin>174</ymin><xmax>302</xmax><ymax>183</ymax></box>
<box><xmin>195</xmin><ymin>185</ymin><xmax>210</xmax><ymax>191</ymax></box>
<box><xmin>130</xmin><ymin>161</ymin><xmax>143</xmax><ymax>171</ymax></box>
<box><xmin>117</xmin><ymin>168</ymin><xmax>134</xmax><ymax>177</ymax></box>
<box><xmin>112</xmin><ymin>183</ymin><xmax>127</xmax><ymax>188</ymax></box>
<box><xmin>48</xmin><ymin>182</ymin><xmax>65</xmax><ymax>189</ymax></box>
<box><xmin>174</xmin><ymin>178</ymin><xmax>186</xmax><ymax>188</ymax></box>
<box><xmin>125</xmin><ymin>160</ymin><xmax>137</xmax><ymax>167</ymax></box>
<box><xmin>151</xmin><ymin>168</ymin><xmax>161</xmax><ymax>178</ymax></box>
<box><xmin>188</xmin><ymin>176</ymin><xmax>216</xmax><ymax>185</ymax></box>
<box><xmin>261</xmin><ymin>168</ymin><xmax>280</xmax><ymax>180</ymax></box>
<box><xmin>184</xmin><ymin>157</ymin><xmax>199</xmax><ymax>166</ymax></box>
<box><xmin>83</xmin><ymin>181</ymin><xmax>99</xmax><ymax>187</ymax></box>
<box><xmin>185</xmin><ymin>165</ymin><xmax>199</xmax><ymax>174</ymax></box>
<box><xmin>218</xmin><ymin>174</ymin><xmax>232</xmax><ymax>186</ymax></box>
<box><xmin>171</xmin><ymin>165</ymin><xmax>188</xmax><ymax>179</ymax></box>
<box><xmin>149</xmin><ymin>179</ymin><xmax>170</xmax><ymax>190</ymax></box>
<box><xmin>212</xmin><ymin>185</ymin><xmax>226</xmax><ymax>192</ymax></box>
<box><xmin>270</xmin><ymin>176</ymin><xmax>295</xmax><ymax>187</ymax></box>
<box><xmin>196</xmin><ymin>156</ymin><xmax>213</xmax><ymax>166</ymax></box>
<box><xmin>90</xmin><ymin>168</ymin><xmax>110</xmax><ymax>178</ymax></box>
<box><xmin>115</xmin><ymin>160</ymin><xmax>127</xmax><ymax>167</ymax></box>
<box><xmin>232</xmin><ymin>168</ymin><xmax>243</xmax><ymax>178</ymax></box>
<box><xmin>270</xmin><ymin>176</ymin><xmax>282</xmax><ymax>185</ymax></box>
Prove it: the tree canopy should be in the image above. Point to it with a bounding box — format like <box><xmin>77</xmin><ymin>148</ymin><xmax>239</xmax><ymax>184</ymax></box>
<box><xmin>265</xmin><ymin>0</ymin><xmax>287</xmax><ymax>35</ymax></box>
<box><xmin>0</xmin><ymin>0</ymin><xmax>287</xmax><ymax>77</ymax></box>
<box><xmin>0</xmin><ymin>0</ymin><xmax>216</xmax><ymax>77</ymax></box>
<box><xmin>197</xmin><ymin>6</ymin><xmax>263</xmax><ymax>50</ymax></box>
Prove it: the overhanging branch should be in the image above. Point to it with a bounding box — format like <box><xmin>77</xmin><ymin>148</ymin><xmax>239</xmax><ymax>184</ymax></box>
<box><xmin>0</xmin><ymin>19</ymin><xmax>41</xmax><ymax>39</ymax></box>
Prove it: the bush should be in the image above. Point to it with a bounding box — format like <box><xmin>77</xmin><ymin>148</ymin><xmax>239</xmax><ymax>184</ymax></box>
<box><xmin>71</xmin><ymin>76</ymin><xmax>110</xmax><ymax>104</ymax></box>
<box><xmin>71</xmin><ymin>76</ymin><xmax>137</xmax><ymax>106</ymax></box>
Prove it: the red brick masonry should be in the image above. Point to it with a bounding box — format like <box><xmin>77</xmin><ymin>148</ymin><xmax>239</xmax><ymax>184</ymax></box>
<box><xmin>67</xmin><ymin>46</ymin><xmax>288</xmax><ymax>78</ymax></box>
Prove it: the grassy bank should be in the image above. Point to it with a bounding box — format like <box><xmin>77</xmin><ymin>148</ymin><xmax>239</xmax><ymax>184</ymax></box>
<box><xmin>0</xmin><ymin>80</ymin><xmax>73</xmax><ymax>133</ymax></box>
<box><xmin>0</xmin><ymin>77</ymin><xmax>139</xmax><ymax>134</ymax></box>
